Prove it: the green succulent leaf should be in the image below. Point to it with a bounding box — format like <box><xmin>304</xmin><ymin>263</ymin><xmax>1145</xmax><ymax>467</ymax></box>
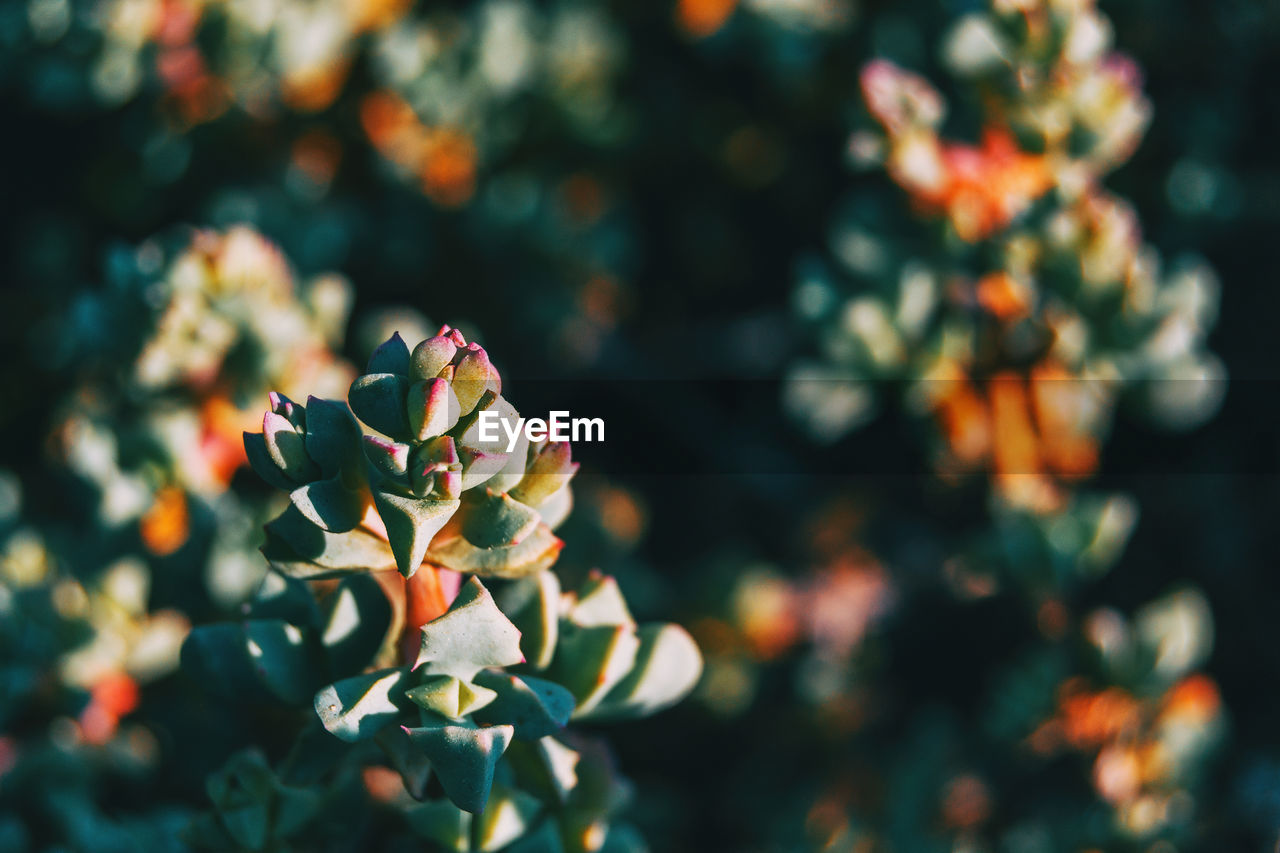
<box><xmin>472</xmin><ymin>672</ymin><xmax>575</xmax><ymax>740</ymax></box>
<box><xmin>408</xmin><ymin>377</ymin><xmax>461</xmax><ymax>441</ymax></box>
<box><xmin>289</xmin><ymin>477</ymin><xmax>364</xmax><ymax>533</ymax></box>
<box><xmin>547</xmin><ymin>624</ymin><xmax>640</xmax><ymax>716</ymax></box>
<box><xmin>367</xmin><ymin>331</ymin><xmax>411</xmax><ymax>375</ymax></box>
<box><xmin>500</xmin><ymin>571</ymin><xmax>560</xmax><ymax>670</ymax></box>
<box><xmin>401</xmin><ymin>721</ymin><xmax>514</xmax><ymax>813</ymax></box>
<box><xmin>405</xmin><ymin>799</ymin><xmax>472</xmax><ymax>850</ymax></box>
<box><xmin>263</xmin><ymin>411</ymin><xmax>318</xmax><ymax>481</ymax></box>
<box><xmin>262</xmin><ymin>505</ymin><xmax>395</xmax><ymax>578</ymax></box>
<box><xmin>314</xmin><ymin>667</ymin><xmax>409</xmax><ymax>742</ymax></box>
<box><xmin>473</xmin><ymin>784</ymin><xmax>543</xmax><ymax>851</ymax></box>
<box><xmin>410</xmin><ymin>333</ymin><xmax>460</xmax><ymax>382</ymax></box>
<box><xmin>427</xmin><ymin>523</ymin><xmax>564</xmax><ymax>579</ymax></box>
<box><xmin>461</xmin><ymin>492</ymin><xmax>542</xmax><ymax>549</ymax></box>
<box><xmin>350</xmin><ymin>372</ymin><xmax>412</xmax><ymax>440</ymax></box>
<box><xmin>244</xmin><ymin>618</ymin><xmax>322</xmax><ymax>705</ymax></box>
<box><xmin>364</xmin><ymin>434</ymin><xmax>411</xmax><ymax>480</ymax></box>
<box><xmin>181</xmin><ymin>623</ymin><xmax>263</xmax><ymax>699</ymax></box>
<box><xmin>303</xmin><ymin>396</ymin><xmax>363</xmax><ymax>478</ymax></box>
<box><xmin>414</xmin><ymin>577</ymin><xmax>524</xmax><ymax>681</ymax></box>
<box><xmin>371</xmin><ymin>488</ymin><xmax>460</xmax><ymax>577</ymax></box>
<box><xmin>405</xmin><ymin>675</ymin><xmax>498</xmax><ymax>720</ymax></box>
<box><xmin>248</xmin><ymin>570</ymin><xmax>322</xmax><ymax>628</ymax></box>
<box><xmin>566</xmin><ymin>574</ymin><xmax>635</xmax><ymax>629</ymax></box>
<box><xmin>320</xmin><ymin>573</ymin><xmax>394</xmax><ymax>676</ymax></box>
<box><xmin>375</xmin><ymin>726</ymin><xmax>434</xmax><ymax>800</ymax></box>
<box><xmin>244</xmin><ymin>431</ymin><xmax>300</xmax><ymax>491</ymax></box>
<box><xmin>578</xmin><ymin>624</ymin><xmax>703</xmax><ymax>722</ymax></box>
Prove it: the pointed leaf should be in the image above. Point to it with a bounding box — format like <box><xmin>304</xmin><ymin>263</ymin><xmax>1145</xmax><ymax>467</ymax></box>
<box><xmin>460</xmin><ymin>492</ymin><xmax>541</xmax><ymax>549</ymax></box>
<box><xmin>314</xmin><ymin>667</ymin><xmax>408</xmax><ymax>742</ymax></box>
<box><xmin>350</xmin><ymin>373</ymin><xmax>411</xmax><ymax>440</ymax></box>
<box><xmin>500</xmin><ymin>571</ymin><xmax>560</xmax><ymax>670</ymax></box>
<box><xmin>427</xmin><ymin>523</ymin><xmax>564</xmax><ymax>579</ymax></box>
<box><xmin>405</xmin><ymin>675</ymin><xmax>498</xmax><ymax>720</ymax></box>
<box><xmin>579</xmin><ymin>624</ymin><xmax>702</xmax><ymax>721</ymax></box>
<box><xmin>372</xmin><ymin>489</ymin><xmax>460</xmax><ymax>577</ymax></box>
<box><xmin>405</xmin><ymin>799</ymin><xmax>472</xmax><ymax>850</ymax></box>
<box><xmin>289</xmin><ymin>477</ymin><xmax>364</xmax><ymax>533</ymax></box>
<box><xmin>303</xmin><ymin>396</ymin><xmax>363</xmax><ymax>478</ymax></box>
<box><xmin>262</xmin><ymin>505</ymin><xmax>395</xmax><ymax>577</ymax></box>
<box><xmin>472</xmin><ymin>783</ymin><xmax>543</xmax><ymax>851</ymax></box>
<box><xmin>245</xmin><ymin>618</ymin><xmax>321</xmax><ymax>704</ymax></box>
<box><xmin>473</xmin><ymin>672</ymin><xmax>575</xmax><ymax>740</ymax></box>
<box><xmin>367</xmin><ymin>331</ymin><xmax>411</xmax><ymax>375</ymax></box>
<box><xmin>321</xmin><ymin>573</ymin><xmax>394</xmax><ymax>676</ymax></box>
<box><xmin>547</xmin><ymin>624</ymin><xmax>640</xmax><ymax>715</ymax></box>
<box><xmin>244</xmin><ymin>432</ymin><xmax>298</xmax><ymax>491</ymax></box>
<box><xmin>402</xmin><ymin>721</ymin><xmax>514</xmax><ymax>813</ymax></box>
<box><xmin>566</xmin><ymin>573</ymin><xmax>634</xmax><ymax>628</ymax></box>
<box><xmin>415</xmin><ymin>577</ymin><xmax>524</xmax><ymax>680</ymax></box>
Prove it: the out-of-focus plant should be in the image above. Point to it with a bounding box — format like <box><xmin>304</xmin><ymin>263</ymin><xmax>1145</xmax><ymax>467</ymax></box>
<box><xmin>181</xmin><ymin>326</ymin><xmax>701</xmax><ymax>850</ymax></box>
<box><xmin>788</xmin><ymin>0</ymin><xmax>1223</xmax><ymax>519</ymax></box>
<box><xmin>5</xmin><ymin>0</ymin><xmax>626</xmax><ymax>208</ymax></box>
<box><xmin>0</xmin><ymin>472</ymin><xmax>191</xmax><ymax>851</ymax></box>
<box><xmin>52</xmin><ymin>225</ymin><xmax>352</xmax><ymax>606</ymax></box>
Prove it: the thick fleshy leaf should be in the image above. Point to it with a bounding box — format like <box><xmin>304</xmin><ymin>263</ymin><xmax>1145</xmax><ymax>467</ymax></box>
<box><xmin>289</xmin><ymin>477</ymin><xmax>364</xmax><ymax>533</ymax></box>
<box><xmin>372</xmin><ymin>489</ymin><xmax>460</xmax><ymax>577</ymax></box>
<box><xmin>473</xmin><ymin>784</ymin><xmax>542</xmax><ymax>851</ymax></box>
<box><xmin>263</xmin><ymin>412</ymin><xmax>318</xmax><ymax>482</ymax></box>
<box><xmin>408</xmin><ymin>378</ymin><xmax>461</xmax><ymax>441</ymax></box>
<box><xmin>530</xmin><ymin>485</ymin><xmax>573</xmax><ymax>531</ymax></box>
<box><xmin>547</xmin><ymin>624</ymin><xmax>640</xmax><ymax>715</ymax></box>
<box><xmin>349</xmin><ymin>372</ymin><xmax>411</xmax><ymax>440</ymax></box>
<box><xmin>405</xmin><ymin>675</ymin><xmax>498</xmax><ymax>720</ymax></box>
<box><xmin>506</xmin><ymin>737</ymin><xmax>581</xmax><ymax>808</ymax></box>
<box><xmin>473</xmin><ymin>672</ymin><xmax>575</xmax><ymax>740</ymax></box>
<box><xmin>452</xmin><ymin>345</ymin><xmax>498</xmax><ymax>415</ymax></box>
<box><xmin>244</xmin><ymin>618</ymin><xmax>321</xmax><ymax>704</ymax></box>
<box><xmin>248</xmin><ymin>571</ymin><xmax>321</xmax><ymax>628</ymax></box>
<box><xmin>509</xmin><ymin>442</ymin><xmax>578</xmax><ymax>507</ymax></box>
<box><xmin>181</xmin><ymin>623</ymin><xmax>263</xmax><ymax>699</ymax></box>
<box><xmin>499</xmin><ymin>820</ymin><xmax>567</xmax><ymax>853</ymax></box>
<box><xmin>244</xmin><ymin>431</ymin><xmax>298</xmax><ymax>491</ymax></box>
<box><xmin>566</xmin><ymin>573</ymin><xmax>634</xmax><ymax>628</ymax></box>
<box><xmin>414</xmin><ymin>577</ymin><xmax>524</xmax><ymax>680</ymax></box>
<box><xmin>314</xmin><ymin>667</ymin><xmax>408</xmax><ymax>742</ymax></box>
<box><xmin>427</xmin><ymin>524</ymin><xmax>564</xmax><ymax>579</ymax></box>
<box><xmin>367</xmin><ymin>331</ymin><xmax>411</xmax><ymax>375</ymax></box>
<box><xmin>364</xmin><ymin>435</ymin><xmax>411</xmax><ymax>480</ymax></box>
<box><xmin>320</xmin><ymin>573</ymin><xmax>394</xmax><ymax>676</ymax></box>
<box><xmin>460</xmin><ymin>492</ymin><xmax>541</xmax><ymax>549</ymax></box>
<box><xmin>458</xmin><ymin>448</ymin><xmax>510</xmax><ymax>492</ymax></box>
<box><xmin>410</xmin><ymin>334</ymin><xmax>460</xmax><ymax>382</ymax></box>
<box><xmin>578</xmin><ymin>624</ymin><xmax>703</xmax><ymax>721</ymax></box>
<box><xmin>405</xmin><ymin>799</ymin><xmax>471</xmax><ymax>850</ymax></box>
<box><xmin>376</xmin><ymin>726</ymin><xmax>433</xmax><ymax>800</ymax></box>
<box><xmin>485</xmin><ymin>432</ymin><xmax>530</xmax><ymax>495</ymax></box>
<box><xmin>500</xmin><ymin>571</ymin><xmax>560</xmax><ymax>670</ymax></box>
<box><xmin>303</xmin><ymin>396</ymin><xmax>363</xmax><ymax>478</ymax></box>
<box><xmin>262</xmin><ymin>505</ymin><xmax>395</xmax><ymax>577</ymax></box>
<box><xmin>401</xmin><ymin>721</ymin><xmax>514</xmax><ymax>814</ymax></box>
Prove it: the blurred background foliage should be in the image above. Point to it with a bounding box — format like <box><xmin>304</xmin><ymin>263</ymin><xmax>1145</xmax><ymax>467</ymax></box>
<box><xmin>2</xmin><ymin>0</ymin><xmax>1279</xmax><ymax>850</ymax></box>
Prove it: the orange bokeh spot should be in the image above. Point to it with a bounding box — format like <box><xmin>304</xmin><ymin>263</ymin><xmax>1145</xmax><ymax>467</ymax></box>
<box><xmin>677</xmin><ymin>0</ymin><xmax>739</xmax><ymax>38</ymax></box>
<box><xmin>140</xmin><ymin>486</ymin><xmax>191</xmax><ymax>556</ymax></box>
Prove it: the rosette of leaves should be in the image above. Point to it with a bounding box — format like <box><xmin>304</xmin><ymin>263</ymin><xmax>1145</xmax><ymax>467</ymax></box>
<box><xmin>246</xmin><ymin>326</ymin><xmax>577</xmax><ymax>581</ymax></box>
<box><xmin>313</xmin><ymin>572</ymin><xmax>700</xmax><ymax>841</ymax></box>
<box><xmin>182</xmin><ymin>568</ymin><xmax>699</xmax><ymax>849</ymax></box>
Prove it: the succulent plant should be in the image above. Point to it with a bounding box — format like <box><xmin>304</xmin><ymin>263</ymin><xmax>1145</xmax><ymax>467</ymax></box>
<box><xmin>182</xmin><ymin>325</ymin><xmax>701</xmax><ymax>850</ymax></box>
<box><xmin>247</xmin><ymin>326</ymin><xmax>577</xmax><ymax>580</ymax></box>
<box><xmin>788</xmin><ymin>0</ymin><xmax>1224</xmax><ymax>522</ymax></box>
